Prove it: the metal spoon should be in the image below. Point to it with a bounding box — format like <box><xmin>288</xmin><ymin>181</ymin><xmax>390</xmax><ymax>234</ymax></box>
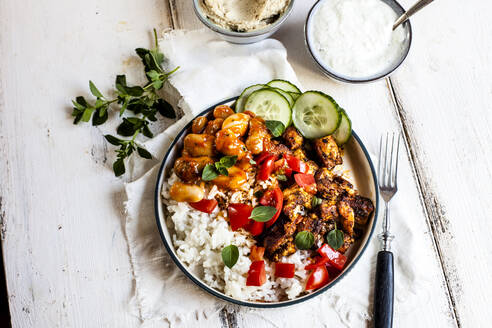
<box><xmin>393</xmin><ymin>0</ymin><xmax>434</xmax><ymax>30</ymax></box>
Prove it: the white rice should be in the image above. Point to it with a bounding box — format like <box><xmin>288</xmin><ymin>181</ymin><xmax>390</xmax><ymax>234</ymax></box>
<box><xmin>162</xmin><ymin>173</ymin><xmax>313</xmax><ymax>302</ymax></box>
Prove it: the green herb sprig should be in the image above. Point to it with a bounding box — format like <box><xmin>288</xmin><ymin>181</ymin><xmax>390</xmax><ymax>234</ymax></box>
<box><xmin>71</xmin><ymin>29</ymin><xmax>179</xmax><ymax>176</ymax></box>
<box><xmin>202</xmin><ymin>156</ymin><xmax>238</xmax><ymax>181</ymax></box>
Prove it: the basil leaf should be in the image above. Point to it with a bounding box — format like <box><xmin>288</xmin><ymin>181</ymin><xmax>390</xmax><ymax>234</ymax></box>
<box><xmin>113</xmin><ymin>158</ymin><xmax>125</xmax><ymax>177</ymax></box>
<box><xmin>277</xmin><ymin>174</ymin><xmax>287</xmax><ymax>181</ymax></box>
<box><xmin>249</xmin><ymin>206</ymin><xmax>277</xmax><ymax>222</ymax></box>
<box><xmin>117</xmin><ymin>120</ymin><xmax>137</xmax><ymax>137</ymax></box>
<box><xmin>104</xmin><ymin>135</ymin><xmax>123</xmax><ymax>146</ymax></box>
<box><xmin>137</xmin><ymin>147</ymin><xmax>152</xmax><ymax>159</ymax></box>
<box><xmin>202</xmin><ymin>164</ymin><xmax>218</xmax><ymax>181</ymax></box>
<box><xmin>295</xmin><ymin>231</ymin><xmax>315</xmax><ymax>250</ymax></box>
<box><xmin>89</xmin><ymin>81</ymin><xmax>103</xmax><ymax>98</ymax></box>
<box><xmin>221</xmin><ymin>245</ymin><xmax>239</xmax><ymax>269</ymax></box>
<box><xmin>311</xmin><ymin>196</ymin><xmax>323</xmax><ymax>207</ymax></box>
<box><xmin>217</xmin><ymin>166</ymin><xmax>229</xmax><ymax>176</ymax></box>
<box><xmin>326</xmin><ymin>229</ymin><xmax>344</xmax><ymax>251</ymax></box>
<box><xmin>219</xmin><ymin>155</ymin><xmax>237</xmax><ymax>168</ymax></box>
<box><xmin>265</xmin><ymin>120</ymin><xmax>285</xmax><ymax>138</ymax></box>
<box><xmin>156</xmin><ymin>99</ymin><xmax>176</xmax><ymax>119</ymax></box>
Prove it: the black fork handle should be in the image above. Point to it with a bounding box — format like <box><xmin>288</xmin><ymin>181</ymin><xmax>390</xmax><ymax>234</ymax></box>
<box><xmin>374</xmin><ymin>251</ymin><xmax>394</xmax><ymax>328</ymax></box>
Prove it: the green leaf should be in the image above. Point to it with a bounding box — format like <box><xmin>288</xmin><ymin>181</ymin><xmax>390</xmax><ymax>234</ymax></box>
<box><xmin>104</xmin><ymin>135</ymin><xmax>123</xmax><ymax>146</ymax></box>
<box><xmin>265</xmin><ymin>120</ymin><xmax>285</xmax><ymax>138</ymax></box>
<box><xmin>277</xmin><ymin>174</ymin><xmax>287</xmax><ymax>181</ymax></box>
<box><xmin>75</xmin><ymin>96</ymin><xmax>88</xmax><ymax>108</ymax></box>
<box><xmin>249</xmin><ymin>206</ymin><xmax>277</xmax><ymax>222</ymax></box>
<box><xmin>217</xmin><ymin>166</ymin><xmax>229</xmax><ymax>176</ymax></box>
<box><xmin>156</xmin><ymin>99</ymin><xmax>176</xmax><ymax>118</ymax></box>
<box><xmin>115</xmin><ymin>75</ymin><xmax>128</xmax><ymax>94</ymax></box>
<box><xmin>151</xmin><ymin>79</ymin><xmax>163</xmax><ymax>90</ymax></box>
<box><xmin>113</xmin><ymin>158</ymin><xmax>125</xmax><ymax>177</ymax></box>
<box><xmin>146</xmin><ymin>70</ymin><xmax>160</xmax><ymax>81</ymax></box>
<box><xmin>295</xmin><ymin>231</ymin><xmax>315</xmax><ymax>250</ymax></box>
<box><xmin>125</xmin><ymin>86</ymin><xmax>144</xmax><ymax>97</ymax></box>
<box><xmin>219</xmin><ymin>156</ymin><xmax>237</xmax><ymax>168</ymax></box>
<box><xmin>137</xmin><ymin>147</ymin><xmax>152</xmax><ymax>159</ymax></box>
<box><xmin>120</xmin><ymin>97</ymin><xmax>129</xmax><ymax>116</ymax></box>
<box><xmin>311</xmin><ymin>196</ymin><xmax>323</xmax><ymax>207</ymax></box>
<box><xmin>72</xmin><ymin>99</ymin><xmax>86</xmax><ymax>111</ymax></box>
<box><xmin>81</xmin><ymin>107</ymin><xmax>95</xmax><ymax>122</ymax></box>
<box><xmin>202</xmin><ymin>164</ymin><xmax>218</xmax><ymax>181</ymax></box>
<box><xmin>92</xmin><ymin>108</ymin><xmax>108</xmax><ymax>126</ymax></box>
<box><xmin>117</xmin><ymin>119</ymin><xmax>137</xmax><ymax>137</ymax></box>
<box><xmin>89</xmin><ymin>81</ymin><xmax>103</xmax><ymax>98</ymax></box>
<box><xmin>142</xmin><ymin>124</ymin><xmax>153</xmax><ymax>138</ymax></box>
<box><xmin>326</xmin><ymin>229</ymin><xmax>344</xmax><ymax>251</ymax></box>
<box><xmin>221</xmin><ymin>245</ymin><xmax>239</xmax><ymax>269</ymax></box>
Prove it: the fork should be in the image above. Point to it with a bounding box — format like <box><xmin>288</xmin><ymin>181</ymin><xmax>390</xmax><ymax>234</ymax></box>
<box><xmin>374</xmin><ymin>133</ymin><xmax>400</xmax><ymax>328</ymax></box>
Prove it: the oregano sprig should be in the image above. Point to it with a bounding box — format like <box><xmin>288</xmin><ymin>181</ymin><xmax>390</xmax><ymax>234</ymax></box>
<box><xmin>71</xmin><ymin>29</ymin><xmax>179</xmax><ymax>177</ymax></box>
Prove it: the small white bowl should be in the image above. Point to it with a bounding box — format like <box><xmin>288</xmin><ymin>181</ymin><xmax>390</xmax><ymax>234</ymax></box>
<box><xmin>193</xmin><ymin>0</ymin><xmax>295</xmax><ymax>44</ymax></box>
<box><xmin>305</xmin><ymin>0</ymin><xmax>412</xmax><ymax>83</ymax></box>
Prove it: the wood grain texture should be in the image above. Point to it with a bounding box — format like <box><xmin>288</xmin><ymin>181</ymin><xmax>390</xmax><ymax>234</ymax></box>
<box><xmin>389</xmin><ymin>0</ymin><xmax>492</xmax><ymax>325</ymax></box>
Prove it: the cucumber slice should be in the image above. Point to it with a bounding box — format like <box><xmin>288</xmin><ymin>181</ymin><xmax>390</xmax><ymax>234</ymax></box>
<box><xmin>289</xmin><ymin>92</ymin><xmax>301</xmax><ymax>101</ymax></box>
<box><xmin>270</xmin><ymin>87</ymin><xmax>294</xmax><ymax>107</ymax></box>
<box><xmin>267</xmin><ymin>79</ymin><xmax>301</xmax><ymax>94</ymax></box>
<box><xmin>292</xmin><ymin>91</ymin><xmax>341</xmax><ymax>139</ymax></box>
<box><xmin>236</xmin><ymin>84</ymin><xmax>266</xmax><ymax>112</ymax></box>
<box><xmin>244</xmin><ymin>89</ymin><xmax>291</xmax><ymax>127</ymax></box>
<box><xmin>332</xmin><ymin>109</ymin><xmax>352</xmax><ymax>145</ymax></box>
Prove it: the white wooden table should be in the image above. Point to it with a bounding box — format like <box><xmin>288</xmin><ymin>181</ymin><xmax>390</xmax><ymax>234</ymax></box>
<box><xmin>1</xmin><ymin>0</ymin><xmax>491</xmax><ymax>327</ymax></box>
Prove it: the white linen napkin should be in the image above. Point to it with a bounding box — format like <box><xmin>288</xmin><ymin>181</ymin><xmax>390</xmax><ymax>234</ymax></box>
<box><xmin>124</xmin><ymin>29</ymin><xmax>430</xmax><ymax>327</ymax></box>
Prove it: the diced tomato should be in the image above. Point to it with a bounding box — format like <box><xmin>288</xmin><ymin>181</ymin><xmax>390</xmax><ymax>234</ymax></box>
<box><xmin>228</xmin><ymin>203</ymin><xmax>252</xmax><ymax>231</ymax></box>
<box><xmin>189</xmin><ymin>199</ymin><xmax>218</xmax><ymax>214</ymax></box>
<box><xmin>246</xmin><ymin>220</ymin><xmax>264</xmax><ymax>236</ymax></box>
<box><xmin>317</xmin><ymin>244</ymin><xmax>347</xmax><ymax>271</ymax></box>
<box><xmin>284</xmin><ymin>154</ymin><xmax>308</xmax><ymax>173</ymax></box>
<box><xmin>305</xmin><ymin>266</ymin><xmax>329</xmax><ymax>290</ymax></box>
<box><xmin>258</xmin><ymin>155</ymin><xmax>276</xmax><ymax>181</ymax></box>
<box><xmin>273</xmin><ymin>158</ymin><xmax>293</xmax><ymax>177</ymax></box>
<box><xmin>275</xmin><ymin>262</ymin><xmax>295</xmax><ymax>278</ymax></box>
<box><xmin>304</xmin><ymin>256</ymin><xmax>329</xmax><ymax>271</ymax></box>
<box><xmin>246</xmin><ymin>261</ymin><xmax>266</xmax><ymax>286</ymax></box>
<box><xmin>294</xmin><ymin>173</ymin><xmax>316</xmax><ymax>194</ymax></box>
<box><xmin>250</xmin><ymin>245</ymin><xmax>265</xmax><ymax>261</ymax></box>
<box><xmin>255</xmin><ymin>152</ymin><xmax>274</xmax><ymax>165</ymax></box>
<box><xmin>259</xmin><ymin>187</ymin><xmax>283</xmax><ymax>228</ymax></box>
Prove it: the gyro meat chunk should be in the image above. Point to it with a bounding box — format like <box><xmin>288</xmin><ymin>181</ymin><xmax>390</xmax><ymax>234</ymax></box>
<box><xmin>173</xmin><ymin>155</ymin><xmax>213</xmax><ymax>182</ymax></box>
<box><xmin>297</xmin><ymin>213</ymin><xmax>329</xmax><ymax>245</ymax></box>
<box><xmin>265</xmin><ymin>139</ymin><xmax>291</xmax><ymax>157</ymax></box>
<box><xmin>245</xmin><ymin>117</ymin><xmax>271</xmax><ymax>154</ymax></box>
<box><xmin>337</xmin><ymin>197</ymin><xmax>355</xmax><ymax>237</ymax></box>
<box><xmin>345</xmin><ymin>195</ymin><xmax>374</xmax><ymax>226</ymax></box>
<box><xmin>282</xmin><ymin>185</ymin><xmax>313</xmax><ymax>219</ymax></box>
<box><xmin>314</xmin><ymin>135</ymin><xmax>342</xmax><ymax>169</ymax></box>
<box><xmin>315</xmin><ymin>168</ymin><xmax>354</xmax><ymax>203</ymax></box>
<box><xmin>282</xmin><ymin>126</ymin><xmax>303</xmax><ymax>150</ymax></box>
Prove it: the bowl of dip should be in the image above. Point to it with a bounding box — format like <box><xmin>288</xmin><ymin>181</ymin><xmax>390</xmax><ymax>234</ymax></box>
<box><xmin>193</xmin><ymin>0</ymin><xmax>295</xmax><ymax>44</ymax></box>
<box><xmin>305</xmin><ymin>0</ymin><xmax>412</xmax><ymax>83</ymax></box>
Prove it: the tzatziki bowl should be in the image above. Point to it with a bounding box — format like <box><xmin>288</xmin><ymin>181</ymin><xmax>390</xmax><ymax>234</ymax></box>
<box><xmin>193</xmin><ymin>0</ymin><xmax>295</xmax><ymax>44</ymax></box>
<box><xmin>305</xmin><ymin>0</ymin><xmax>412</xmax><ymax>83</ymax></box>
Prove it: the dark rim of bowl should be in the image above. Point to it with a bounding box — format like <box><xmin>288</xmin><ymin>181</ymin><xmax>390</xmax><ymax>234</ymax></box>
<box><xmin>304</xmin><ymin>0</ymin><xmax>413</xmax><ymax>84</ymax></box>
<box><xmin>154</xmin><ymin>97</ymin><xmax>379</xmax><ymax>308</ymax></box>
<box><xmin>192</xmin><ymin>0</ymin><xmax>295</xmax><ymax>37</ymax></box>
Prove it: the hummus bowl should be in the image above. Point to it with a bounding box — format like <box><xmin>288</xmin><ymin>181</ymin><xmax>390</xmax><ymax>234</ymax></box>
<box><xmin>154</xmin><ymin>97</ymin><xmax>379</xmax><ymax>307</ymax></box>
<box><xmin>193</xmin><ymin>0</ymin><xmax>295</xmax><ymax>44</ymax></box>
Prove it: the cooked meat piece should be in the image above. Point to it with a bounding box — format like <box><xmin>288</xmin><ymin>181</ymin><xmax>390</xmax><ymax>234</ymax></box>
<box><xmin>319</xmin><ymin>201</ymin><xmax>338</xmax><ymax>222</ymax></box>
<box><xmin>215</xmin><ymin>129</ymin><xmax>249</xmax><ymax>159</ymax></box>
<box><xmin>337</xmin><ymin>233</ymin><xmax>354</xmax><ymax>254</ymax></box>
<box><xmin>173</xmin><ymin>155</ymin><xmax>213</xmax><ymax>182</ymax></box>
<box><xmin>204</xmin><ymin>118</ymin><xmax>224</xmax><ymax>135</ymax></box>
<box><xmin>264</xmin><ymin>139</ymin><xmax>291</xmax><ymax>157</ymax></box>
<box><xmin>283</xmin><ymin>185</ymin><xmax>313</xmax><ymax>219</ymax></box>
<box><xmin>314</xmin><ymin>136</ymin><xmax>342</xmax><ymax>169</ymax></box>
<box><xmin>263</xmin><ymin>215</ymin><xmax>302</xmax><ymax>261</ymax></box>
<box><xmin>345</xmin><ymin>195</ymin><xmax>374</xmax><ymax>226</ymax></box>
<box><xmin>191</xmin><ymin>116</ymin><xmax>208</xmax><ymax>134</ymax></box>
<box><xmin>213</xmin><ymin>105</ymin><xmax>234</xmax><ymax>119</ymax></box>
<box><xmin>315</xmin><ymin>168</ymin><xmax>355</xmax><ymax>203</ymax></box>
<box><xmin>282</xmin><ymin>126</ymin><xmax>303</xmax><ymax>150</ymax></box>
<box><xmin>338</xmin><ymin>198</ymin><xmax>355</xmax><ymax>236</ymax></box>
<box><xmin>292</xmin><ymin>148</ymin><xmax>307</xmax><ymax>161</ymax></box>
<box><xmin>221</xmin><ymin>113</ymin><xmax>250</xmax><ymax>137</ymax></box>
<box><xmin>306</xmin><ymin>160</ymin><xmax>319</xmax><ymax>175</ymax></box>
<box><xmin>297</xmin><ymin>213</ymin><xmax>329</xmax><ymax>245</ymax></box>
<box><xmin>245</xmin><ymin>117</ymin><xmax>271</xmax><ymax>154</ymax></box>
<box><xmin>212</xmin><ymin>166</ymin><xmax>248</xmax><ymax>190</ymax></box>
<box><xmin>183</xmin><ymin>133</ymin><xmax>215</xmax><ymax>157</ymax></box>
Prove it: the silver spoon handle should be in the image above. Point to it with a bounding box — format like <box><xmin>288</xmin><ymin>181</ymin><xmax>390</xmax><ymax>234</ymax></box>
<box><xmin>393</xmin><ymin>0</ymin><xmax>434</xmax><ymax>30</ymax></box>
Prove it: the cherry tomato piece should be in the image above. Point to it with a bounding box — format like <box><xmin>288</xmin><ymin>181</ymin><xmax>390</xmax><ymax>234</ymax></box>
<box><xmin>294</xmin><ymin>173</ymin><xmax>317</xmax><ymax>194</ymax></box>
<box><xmin>259</xmin><ymin>187</ymin><xmax>283</xmax><ymax>228</ymax></box>
<box><xmin>246</xmin><ymin>220</ymin><xmax>264</xmax><ymax>236</ymax></box>
<box><xmin>305</xmin><ymin>266</ymin><xmax>329</xmax><ymax>290</ymax></box>
<box><xmin>258</xmin><ymin>155</ymin><xmax>276</xmax><ymax>181</ymax></box>
<box><xmin>228</xmin><ymin>203</ymin><xmax>252</xmax><ymax>231</ymax></box>
<box><xmin>246</xmin><ymin>261</ymin><xmax>266</xmax><ymax>286</ymax></box>
<box><xmin>304</xmin><ymin>256</ymin><xmax>329</xmax><ymax>271</ymax></box>
<box><xmin>275</xmin><ymin>262</ymin><xmax>295</xmax><ymax>278</ymax></box>
<box><xmin>284</xmin><ymin>154</ymin><xmax>308</xmax><ymax>173</ymax></box>
<box><xmin>255</xmin><ymin>152</ymin><xmax>274</xmax><ymax>165</ymax></box>
<box><xmin>317</xmin><ymin>244</ymin><xmax>347</xmax><ymax>271</ymax></box>
<box><xmin>189</xmin><ymin>199</ymin><xmax>218</xmax><ymax>214</ymax></box>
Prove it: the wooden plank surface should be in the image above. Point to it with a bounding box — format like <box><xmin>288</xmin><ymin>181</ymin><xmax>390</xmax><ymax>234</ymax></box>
<box><xmin>0</xmin><ymin>0</ymin><xmax>489</xmax><ymax>326</ymax></box>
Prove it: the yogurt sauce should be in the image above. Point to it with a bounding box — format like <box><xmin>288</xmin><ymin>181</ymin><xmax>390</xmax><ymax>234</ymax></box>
<box><xmin>309</xmin><ymin>0</ymin><xmax>407</xmax><ymax>79</ymax></box>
